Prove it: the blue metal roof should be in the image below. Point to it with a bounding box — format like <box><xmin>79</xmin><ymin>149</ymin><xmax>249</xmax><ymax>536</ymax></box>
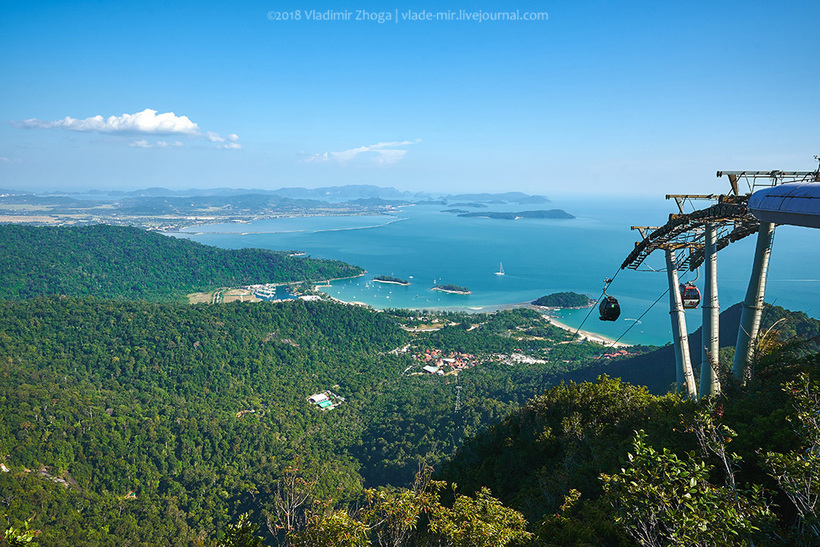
<box><xmin>748</xmin><ymin>182</ymin><xmax>820</xmax><ymax>229</ymax></box>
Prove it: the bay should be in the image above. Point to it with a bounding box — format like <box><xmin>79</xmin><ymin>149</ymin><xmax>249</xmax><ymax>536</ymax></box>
<box><xmin>170</xmin><ymin>196</ymin><xmax>820</xmax><ymax>347</ymax></box>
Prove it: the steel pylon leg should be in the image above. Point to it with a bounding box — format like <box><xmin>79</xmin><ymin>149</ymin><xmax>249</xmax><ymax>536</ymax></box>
<box><xmin>666</xmin><ymin>249</ymin><xmax>697</xmax><ymax>398</ymax></box>
<box><xmin>732</xmin><ymin>222</ymin><xmax>776</xmax><ymax>384</ymax></box>
<box><xmin>700</xmin><ymin>223</ymin><xmax>721</xmax><ymax>398</ymax></box>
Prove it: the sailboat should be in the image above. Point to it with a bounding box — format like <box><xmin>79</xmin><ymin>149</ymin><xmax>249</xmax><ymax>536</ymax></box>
<box><xmin>494</xmin><ymin>262</ymin><xmax>505</xmax><ymax>276</ymax></box>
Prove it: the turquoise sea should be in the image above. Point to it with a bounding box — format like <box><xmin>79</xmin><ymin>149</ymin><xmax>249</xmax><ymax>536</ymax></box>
<box><xmin>171</xmin><ymin>197</ymin><xmax>820</xmax><ymax>347</ymax></box>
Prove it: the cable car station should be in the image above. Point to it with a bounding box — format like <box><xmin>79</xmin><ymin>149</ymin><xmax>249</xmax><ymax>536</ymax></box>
<box><xmin>619</xmin><ymin>161</ymin><xmax>820</xmax><ymax>400</ymax></box>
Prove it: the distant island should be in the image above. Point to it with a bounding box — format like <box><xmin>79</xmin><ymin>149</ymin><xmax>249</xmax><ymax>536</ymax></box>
<box><xmin>533</xmin><ymin>292</ymin><xmax>594</xmax><ymax>308</ymax></box>
<box><xmin>457</xmin><ymin>209</ymin><xmax>575</xmax><ymax>220</ymax></box>
<box><xmin>0</xmin><ymin>185</ymin><xmax>555</xmax><ymax>230</ymax></box>
<box><xmin>441</xmin><ymin>209</ymin><xmax>469</xmax><ymax>214</ymax></box>
<box><xmin>374</xmin><ymin>275</ymin><xmax>411</xmax><ymax>286</ymax></box>
<box><xmin>449</xmin><ymin>202</ymin><xmax>487</xmax><ymax>208</ymax></box>
<box><xmin>432</xmin><ymin>284</ymin><xmax>471</xmax><ymax>295</ymax></box>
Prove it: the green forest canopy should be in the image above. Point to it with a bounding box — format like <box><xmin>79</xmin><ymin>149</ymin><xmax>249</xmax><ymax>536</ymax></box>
<box><xmin>0</xmin><ymin>224</ymin><xmax>362</xmax><ymax>301</ymax></box>
<box><xmin>5</xmin><ymin>223</ymin><xmax>820</xmax><ymax>545</ymax></box>
<box><xmin>0</xmin><ymin>296</ymin><xmax>609</xmax><ymax>545</ymax></box>
<box><xmin>532</xmin><ymin>291</ymin><xmax>594</xmax><ymax>308</ymax></box>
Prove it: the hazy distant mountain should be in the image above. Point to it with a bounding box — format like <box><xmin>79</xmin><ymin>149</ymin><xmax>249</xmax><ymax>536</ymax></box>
<box><xmin>115</xmin><ymin>194</ymin><xmax>329</xmax><ymax>215</ymax></box>
<box><xmin>23</xmin><ymin>186</ymin><xmax>551</xmax><ymax>205</ymax></box>
<box><xmin>7</xmin><ymin>186</ymin><xmax>553</xmax><ymax>217</ymax></box>
<box><xmin>346</xmin><ymin>197</ymin><xmax>412</xmax><ymax>206</ymax></box>
<box><xmin>0</xmin><ymin>194</ymin><xmax>95</xmax><ymax>207</ymax></box>
<box><xmin>515</xmin><ymin>195</ymin><xmax>552</xmax><ymax>204</ymax></box>
<box><xmin>444</xmin><ymin>192</ymin><xmax>550</xmax><ymax>204</ymax></box>
<box><xmin>268</xmin><ymin>185</ymin><xmax>418</xmax><ymax>201</ymax></box>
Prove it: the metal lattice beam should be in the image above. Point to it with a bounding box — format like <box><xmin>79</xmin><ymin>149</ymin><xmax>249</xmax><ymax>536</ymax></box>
<box><xmin>621</xmin><ymin>201</ymin><xmax>758</xmax><ymax>271</ymax></box>
<box><xmin>717</xmin><ymin>169</ymin><xmax>820</xmax><ymax>196</ymax></box>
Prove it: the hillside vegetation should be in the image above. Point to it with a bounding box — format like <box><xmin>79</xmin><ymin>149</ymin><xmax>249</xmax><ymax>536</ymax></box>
<box><xmin>5</xmin><ymin>223</ymin><xmax>820</xmax><ymax>546</ymax></box>
<box><xmin>436</xmin><ymin>349</ymin><xmax>820</xmax><ymax>546</ymax></box>
<box><xmin>0</xmin><ymin>297</ymin><xmax>615</xmax><ymax>545</ymax></box>
<box><xmin>532</xmin><ymin>292</ymin><xmax>594</xmax><ymax>308</ymax></box>
<box><xmin>0</xmin><ymin>224</ymin><xmax>362</xmax><ymax>301</ymax></box>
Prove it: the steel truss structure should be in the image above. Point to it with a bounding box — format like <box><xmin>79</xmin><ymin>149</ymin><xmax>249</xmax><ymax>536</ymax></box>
<box><xmin>619</xmin><ymin>162</ymin><xmax>819</xmax><ymax>398</ymax></box>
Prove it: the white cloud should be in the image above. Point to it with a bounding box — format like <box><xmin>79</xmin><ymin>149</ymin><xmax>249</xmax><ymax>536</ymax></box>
<box><xmin>19</xmin><ymin>108</ymin><xmax>200</xmax><ymax>135</ymax></box>
<box><xmin>307</xmin><ymin>139</ymin><xmax>421</xmax><ymax>165</ymax></box>
<box><xmin>0</xmin><ymin>156</ymin><xmax>22</xmax><ymax>163</ymax></box>
<box><xmin>16</xmin><ymin>109</ymin><xmax>241</xmax><ymax>150</ymax></box>
<box><xmin>206</xmin><ymin>131</ymin><xmax>241</xmax><ymax>149</ymax></box>
<box><xmin>129</xmin><ymin>139</ymin><xmax>184</xmax><ymax>149</ymax></box>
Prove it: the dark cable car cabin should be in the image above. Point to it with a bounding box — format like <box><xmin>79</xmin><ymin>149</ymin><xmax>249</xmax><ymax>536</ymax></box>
<box><xmin>680</xmin><ymin>282</ymin><xmax>701</xmax><ymax>309</ymax></box>
<box><xmin>599</xmin><ymin>295</ymin><xmax>621</xmax><ymax>321</ymax></box>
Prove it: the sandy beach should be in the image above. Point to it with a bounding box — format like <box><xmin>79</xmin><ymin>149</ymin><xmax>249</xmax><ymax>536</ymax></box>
<box><xmin>542</xmin><ymin>314</ymin><xmax>628</xmax><ymax>348</ymax></box>
<box><xmin>315</xmin><ymin>292</ymin><xmax>629</xmax><ymax>348</ymax></box>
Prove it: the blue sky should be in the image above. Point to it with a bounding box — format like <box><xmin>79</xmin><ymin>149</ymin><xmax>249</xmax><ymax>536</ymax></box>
<box><xmin>1</xmin><ymin>0</ymin><xmax>818</xmax><ymax>195</ymax></box>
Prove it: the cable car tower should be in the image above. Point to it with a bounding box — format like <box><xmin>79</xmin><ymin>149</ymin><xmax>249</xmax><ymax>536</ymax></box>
<box><xmin>718</xmin><ymin>166</ymin><xmax>820</xmax><ymax>383</ymax></box>
<box><xmin>623</xmin><ymin>196</ymin><xmax>757</xmax><ymax>398</ymax></box>
<box><xmin>622</xmin><ymin>161</ymin><xmax>820</xmax><ymax>397</ymax></box>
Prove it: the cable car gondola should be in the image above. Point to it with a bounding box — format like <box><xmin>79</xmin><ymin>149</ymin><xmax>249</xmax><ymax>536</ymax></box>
<box><xmin>599</xmin><ymin>295</ymin><xmax>621</xmax><ymax>321</ymax></box>
<box><xmin>680</xmin><ymin>282</ymin><xmax>701</xmax><ymax>309</ymax></box>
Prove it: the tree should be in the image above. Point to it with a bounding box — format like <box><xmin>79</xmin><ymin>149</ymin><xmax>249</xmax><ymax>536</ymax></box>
<box><xmin>289</xmin><ymin>466</ymin><xmax>531</xmax><ymax>547</ymax></box>
<box><xmin>268</xmin><ymin>466</ymin><xmax>321</xmax><ymax>544</ymax></box>
<box><xmin>2</xmin><ymin>517</ymin><xmax>40</xmax><ymax>547</ymax></box>
<box><xmin>360</xmin><ymin>466</ymin><xmax>439</xmax><ymax>547</ymax></box>
<box><xmin>427</xmin><ymin>487</ymin><xmax>532</xmax><ymax>547</ymax></box>
<box><xmin>289</xmin><ymin>507</ymin><xmax>369</xmax><ymax>547</ymax></box>
<box><xmin>764</xmin><ymin>372</ymin><xmax>820</xmax><ymax>538</ymax></box>
<box><xmin>601</xmin><ymin>430</ymin><xmax>770</xmax><ymax>546</ymax></box>
<box><xmin>218</xmin><ymin>513</ymin><xmax>265</xmax><ymax>547</ymax></box>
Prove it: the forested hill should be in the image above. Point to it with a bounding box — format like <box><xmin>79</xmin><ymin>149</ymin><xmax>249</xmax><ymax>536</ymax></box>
<box><xmin>438</xmin><ymin>358</ymin><xmax>820</xmax><ymax>545</ymax></box>
<box><xmin>0</xmin><ymin>297</ymin><xmax>614</xmax><ymax>545</ymax></box>
<box><xmin>0</xmin><ymin>297</ymin><xmax>407</xmax><ymax>544</ymax></box>
<box><xmin>0</xmin><ymin>224</ymin><xmax>362</xmax><ymax>300</ymax></box>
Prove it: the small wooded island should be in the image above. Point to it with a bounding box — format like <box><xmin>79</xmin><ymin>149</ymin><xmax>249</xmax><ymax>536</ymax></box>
<box><xmin>533</xmin><ymin>291</ymin><xmax>594</xmax><ymax>308</ymax></box>
<box><xmin>432</xmin><ymin>284</ymin><xmax>471</xmax><ymax>295</ymax></box>
<box><xmin>373</xmin><ymin>275</ymin><xmax>411</xmax><ymax>286</ymax></box>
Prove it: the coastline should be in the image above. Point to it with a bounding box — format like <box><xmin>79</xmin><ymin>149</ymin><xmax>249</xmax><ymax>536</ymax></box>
<box><xmin>164</xmin><ymin>213</ymin><xmax>406</xmax><ymax>235</ymax></box>
<box><xmin>315</xmin><ymin>290</ymin><xmax>629</xmax><ymax>348</ymax></box>
<box><xmin>543</xmin><ymin>313</ymin><xmax>628</xmax><ymax>348</ymax></box>
<box><xmin>431</xmin><ymin>287</ymin><xmax>472</xmax><ymax>295</ymax></box>
<box><xmin>373</xmin><ymin>278</ymin><xmax>411</xmax><ymax>286</ymax></box>
<box><xmin>473</xmin><ymin>302</ymin><xmax>628</xmax><ymax>348</ymax></box>
<box><xmin>320</xmin><ymin>272</ymin><xmax>367</xmax><ymax>284</ymax></box>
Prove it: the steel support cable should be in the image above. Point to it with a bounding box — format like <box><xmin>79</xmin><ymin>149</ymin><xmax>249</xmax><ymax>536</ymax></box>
<box><xmin>601</xmin><ymin>286</ymin><xmax>670</xmax><ymax>353</ymax></box>
<box><xmin>590</xmin><ymin>265</ymin><xmax>698</xmax><ymax>364</ymax></box>
<box><xmin>547</xmin><ymin>267</ymin><xmax>623</xmax><ymax>366</ymax></box>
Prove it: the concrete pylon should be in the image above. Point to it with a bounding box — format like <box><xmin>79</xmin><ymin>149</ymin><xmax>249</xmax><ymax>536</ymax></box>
<box><xmin>732</xmin><ymin>222</ymin><xmax>776</xmax><ymax>383</ymax></box>
<box><xmin>666</xmin><ymin>249</ymin><xmax>697</xmax><ymax>398</ymax></box>
<box><xmin>699</xmin><ymin>223</ymin><xmax>721</xmax><ymax>398</ymax></box>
